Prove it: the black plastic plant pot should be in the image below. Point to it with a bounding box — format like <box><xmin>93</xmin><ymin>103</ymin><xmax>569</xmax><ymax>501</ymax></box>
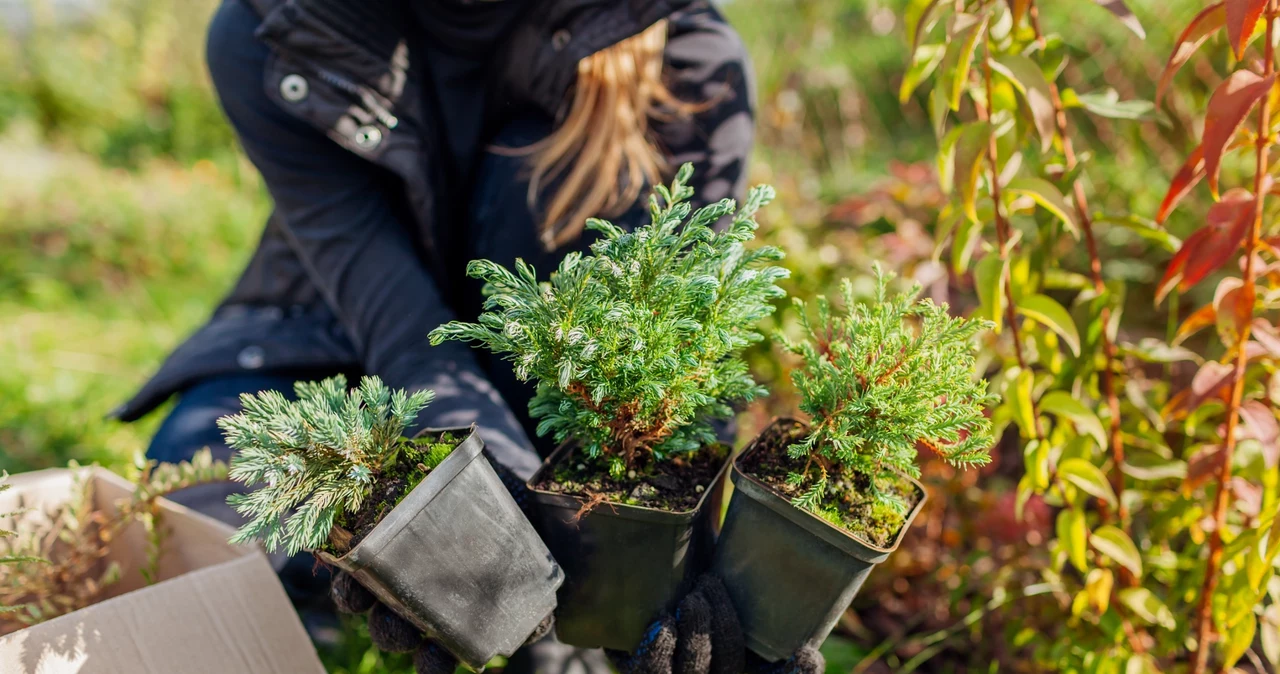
<box><xmin>527</xmin><ymin>443</ymin><xmax>730</xmax><ymax>651</ymax></box>
<box><xmin>316</xmin><ymin>427</ymin><xmax>563</xmax><ymax>671</ymax></box>
<box><xmin>712</xmin><ymin>418</ymin><xmax>928</xmax><ymax>662</ymax></box>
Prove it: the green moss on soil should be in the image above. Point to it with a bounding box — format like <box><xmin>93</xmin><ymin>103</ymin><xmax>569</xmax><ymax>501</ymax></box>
<box><xmin>328</xmin><ymin>431</ymin><xmax>463</xmax><ymax>554</ymax></box>
<box><xmin>740</xmin><ymin>421</ymin><xmax>921</xmax><ymax>548</ymax></box>
<box><xmin>532</xmin><ymin>444</ymin><xmax>728</xmax><ymax>512</ymax></box>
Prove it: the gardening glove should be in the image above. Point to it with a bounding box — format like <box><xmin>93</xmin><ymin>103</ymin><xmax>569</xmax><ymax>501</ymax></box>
<box><xmin>331</xmin><ymin>569</ymin><xmax>556</xmax><ymax>673</ymax></box>
<box><xmin>605</xmin><ymin>574</ymin><xmax>825</xmax><ymax>674</ymax></box>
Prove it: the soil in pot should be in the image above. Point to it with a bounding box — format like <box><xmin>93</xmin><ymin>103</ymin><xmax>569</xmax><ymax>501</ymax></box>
<box><xmin>737</xmin><ymin>421</ymin><xmax>922</xmax><ymax>548</ymax></box>
<box><xmin>531</xmin><ymin>443</ymin><xmax>727</xmax><ymax>513</ymax></box>
<box><xmin>326</xmin><ymin>430</ymin><xmax>463</xmax><ymax>555</ymax></box>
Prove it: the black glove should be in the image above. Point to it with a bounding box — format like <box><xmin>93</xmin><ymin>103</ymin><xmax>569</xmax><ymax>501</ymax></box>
<box><xmin>332</xmin><ymin>570</ymin><xmax>556</xmax><ymax>673</ymax></box>
<box><xmin>605</xmin><ymin>574</ymin><xmax>825</xmax><ymax>674</ymax></box>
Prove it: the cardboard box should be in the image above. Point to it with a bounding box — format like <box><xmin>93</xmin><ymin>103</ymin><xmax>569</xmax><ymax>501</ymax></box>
<box><xmin>0</xmin><ymin>466</ymin><xmax>326</xmax><ymax>674</ymax></box>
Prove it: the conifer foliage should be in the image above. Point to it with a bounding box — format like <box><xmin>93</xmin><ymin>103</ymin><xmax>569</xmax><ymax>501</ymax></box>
<box><xmin>221</xmin><ymin>375</ymin><xmax>431</xmax><ymax>555</ymax></box>
<box><xmin>430</xmin><ymin>164</ymin><xmax>789</xmax><ymax>473</ymax></box>
<box><xmin>781</xmin><ymin>268</ymin><xmax>996</xmax><ymax>513</ymax></box>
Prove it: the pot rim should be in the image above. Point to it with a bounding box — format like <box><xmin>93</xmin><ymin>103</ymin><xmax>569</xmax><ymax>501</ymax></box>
<box><xmin>315</xmin><ymin>425</ymin><xmax>482</xmax><ymax>569</ymax></box>
<box><xmin>526</xmin><ymin>441</ymin><xmax>731</xmax><ymax>523</ymax></box>
<box><xmin>731</xmin><ymin>417</ymin><xmax>929</xmax><ymax>558</ymax></box>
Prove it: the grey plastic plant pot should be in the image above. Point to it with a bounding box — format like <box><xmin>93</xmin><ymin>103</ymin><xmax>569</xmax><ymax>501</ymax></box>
<box><xmin>527</xmin><ymin>442</ymin><xmax>730</xmax><ymax>651</ymax></box>
<box><xmin>315</xmin><ymin>426</ymin><xmax>563</xmax><ymax>671</ymax></box>
<box><xmin>712</xmin><ymin>418</ymin><xmax>928</xmax><ymax>662</ymax></box>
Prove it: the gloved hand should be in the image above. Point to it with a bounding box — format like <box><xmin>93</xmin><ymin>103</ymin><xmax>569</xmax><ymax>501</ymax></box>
<box><xmin>327</xmin><ymin>451</ymin><xmax>553</xmax><ymax>673</ymax></box>
<box><xmin>605</xmin><ymin>574</ymin><xmax>825</xmax><ymax>674</ymax></box>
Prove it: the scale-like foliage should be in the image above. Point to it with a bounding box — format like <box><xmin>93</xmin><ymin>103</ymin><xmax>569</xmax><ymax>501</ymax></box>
<box><xmin>430</xmin><ymin>164</ymin><xmax>788</xmax><ymax>473</ymax></box>
<box><xmin>221</xmin><ymin>375</ymin><xmax>431</xmax><ymax>555</ymax></box>
<box><xmin>781</xmin><ymin>267</ymin><xmax>996</xmax><ymax>512</ymax></box>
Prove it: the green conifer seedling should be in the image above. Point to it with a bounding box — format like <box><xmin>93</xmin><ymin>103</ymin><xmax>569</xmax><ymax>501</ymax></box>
<box><xmin>220</xmin><ymin>375</ymin><xmax>432</xmax><ymax>555</ymax></box>
<box><xmin>430</xmin><ymin>164</ymin><xmax>789</xmax><ymax>475</ymax></box>
<box><xmin>780</xmin><ymin>267</ymin><xmax>996</xmax><ymax>518</ymax></box>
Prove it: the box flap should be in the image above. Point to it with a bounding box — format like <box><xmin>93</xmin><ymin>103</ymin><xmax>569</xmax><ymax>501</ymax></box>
<box><xmin>0</xmin><ymin>467</ymin><xmax>325</xmax><ymax>673</ymax></box>
<box><xmin>0</xmin><ymin>554</ymin><xmax>325</xmax><ymax>674</ymax></box>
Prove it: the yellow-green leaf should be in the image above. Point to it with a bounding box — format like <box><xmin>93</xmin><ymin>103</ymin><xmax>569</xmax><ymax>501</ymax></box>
<box><xmin>1017</xmin><ymin>294</ymin><xmax>1082</xmax><ymax>356</ymax></box>
<box><xmin>1118</xmin><ymin>588</ymin><xmax>1175</xmax><ymax>629</ymax></box>
<box><xmin>954</xmin><ymin>121</ymin><xmax>992</xmax><ymax>222</ymax></box>
<box><xmin>940</xmin><ymin>13</ymin><xmax>988</xmax><ymax>111</ymax></box>
<box><xmin>905</xmin><ymin>0</ymin><xmax>943</xmax><ymax>60</ymax></box>
<box><xmin>1040</xmin><ymin>391</ymin><xmax>1107</xmax><ymax>449</ymax></box>
<box><xmin>1005</xmin><ymin>177</ymin><xmax>1079</xmax><ymax>237</ymax></box>
<box><xmin>974</xmin><ymin>253</ymin><xmax>1007</xmax><ymax>331</ymax></box>
<box><xmin>1223</xmin><ymin>613</ymin><xmax>1257</xmax><ymax>668</ymax></box>
<box><xmin>1005</xmin><ymin>368</ymin><xmax>1038</xmax><ymax>441</ymax></box>
<box><xmin>991</xmin><ymin>53</ymin><xmax>1056</xmax><ymax>152</ymax></box>
<box><xmin>900</xmin><ymin>44</ymin><xmax>946</xmax><ymax>104</ymax></box>
<box><xmin>1057</xmin><ymin>507</ymin><xmax>1089</xmax><ymax>572</ymax></box>
<box><xmin>1091</xmin><ymin>525</ymin><xmax>1142</xmax><ymax>577</ymax></box>
<box><xmin>1059</xmin><ymin>458</ymin><xmax>1117</xmax><ymax>506</ymax></box>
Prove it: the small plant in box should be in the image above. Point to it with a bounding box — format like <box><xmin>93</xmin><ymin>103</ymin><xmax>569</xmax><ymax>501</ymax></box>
<box><xmin>221</xmin><ymin>374</ymin><xmax>562</xmax><ymax>670</ymax></box>
<box><xmin>713</xmin><ymin>268</ymin><xmax>996</xmax><ymax>661</ymax></box>
<box><xmin>0</xmin><ymin>452</ymin><xmax>229</xmax><ymax>634</ymax></box>
<box><xmin>430</xmin><ymin>163</ymin><xmax>789</xmax><ymax>650</ymax></box>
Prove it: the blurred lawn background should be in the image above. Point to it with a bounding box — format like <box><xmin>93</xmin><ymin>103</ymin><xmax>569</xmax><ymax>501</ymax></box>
<box><xmin>0</xmin><ymin>0</ymin><xmax>1217</xmax><ymax>670</ymax></box>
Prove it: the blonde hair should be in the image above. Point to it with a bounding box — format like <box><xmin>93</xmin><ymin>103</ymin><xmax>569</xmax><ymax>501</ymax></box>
<box><xmin>515</xmin><ymin>20</ymin><xmax>696</xmax><ymax>250</ymax></box>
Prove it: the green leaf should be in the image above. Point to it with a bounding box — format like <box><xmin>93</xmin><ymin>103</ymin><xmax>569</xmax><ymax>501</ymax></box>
<box><xmin>951</xmin><ymin>207</ymin><xmax>983</xmax><ymax>274</ymax></box>
<box><xmin>1006</xmin><ymin>368</ymin><xmax>1038</xmax><ymax>441</ymax></box>
<box><xmin>1016</xmin><ymin>294</ymin><xmax>1082</xmax><ymax>356</ymax></box>
<box><xmin>1091</xmin><ymin>525</ymin><xmax>1142</xmax><ymax>578</ymax></box>
<box><xmin>900</xmin><ymin>44</ymin><xmax>946</xmax><ymax>104</ymax></box>
<box><xmin>1093</xmin><ymin>213</ymin><xmax>1182</xmax><ymax>253</ymax></box>
<box><xmin>1040</xmin><ymin>391</ymin><xmax>1107</xmax><ymax>449</ymax></box>
<box><xmin>1005</xmin><ymin>177</ymin><xmax>1078</xmax><ymax>237</ymax></box>
<box><xmin>1059</xmin><ymin>458</ymin><xmax>1117</xmax><ymax>506</ymax></box>
<box><xmin>1223</xmin><ymin>613</ymin><xmax>1257</xmax><ymax>668</ymax></box>
<box><xmin>990</xmin><ymin>53</ymin><xmax>1056</xmax><ymax>152</ymax></box>
<box><xmin>1121</xmin><ymin>455</ymin><xmax>1187</xmax><ymax>481</ymax></box>
<box><xmin>953</xmin><ymin>121</ymin><xmax>993</xmax><ymax>223</ymax></box>
<box><xmin>1058</xmin><ymin>506</ymin><xmax>1089</xmax><ymax>572</ymax></box>
<box><xmin>1118</xmin><ymin>588</ymin><xmax>1175</xmax><ymax>629</ymax></box>
<box><xmin>973</xmin><ymin>253</ymin><xmax>1007</xmax><ymax>331</ymax></box>
<box><xmin>1076</xmin><ymin>88</ymin><xmax>1164</xmax><ymax>124</ymax></box>
<box><xmin>940</xmin><ymin>13</ymin><xmax>988</xmax><ymax>111</ymax></box>
<box><xmin>905</xmin><ymin>0</ymin><xmax>943</xmax><ymax>60</ymax></box>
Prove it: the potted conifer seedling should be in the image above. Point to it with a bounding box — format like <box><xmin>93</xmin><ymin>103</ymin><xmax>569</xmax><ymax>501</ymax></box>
<box><xmin>430</xmin><ymin>164</ymin><xmax>789</xmax><ymax>650</ymax></box>
<box><xmin>713</xmin><ymin>269</ymin><xmax>996</xmax><ymax>661</ymax></box>
<box><xmin>220</xmin><ymin>375</ymin><xmax>562</xmax><ymax>670</ymax></box>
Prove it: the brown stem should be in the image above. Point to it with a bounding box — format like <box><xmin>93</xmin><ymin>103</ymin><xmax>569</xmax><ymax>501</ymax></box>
<box><xmin>1191</xmin><ymin>6</ymin><xmax>1276</xmax><ymax>673</ymax></box>
<box><xmin>978</xmin><ymin>42</ymin><xmax>1046</xmax><ymax>441</ymax></box>
<box><xmin>1027</xmin><ymin>1</ymin><xmax>1128</xmax><ymax>532</ymax></box>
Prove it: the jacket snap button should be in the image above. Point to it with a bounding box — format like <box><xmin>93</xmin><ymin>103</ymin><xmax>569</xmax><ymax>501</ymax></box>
<box><xmin>551</xmin><ymin>29</ymin><xmax>571</xmax><ymax>51</ymax></box>
<box><xmin>237</xmin><ymin>345</ymin><xmax>265</xmax><ymax>370</ymax></box>
<box><xmin>354</xmin><ymin>125</ymin><xmax>382</xmax><ymax>150</ymax></box>
<box><xmin>280</xmin><ymin>74</ymin><xmax>309</xmax><ymax>102</ymax></box>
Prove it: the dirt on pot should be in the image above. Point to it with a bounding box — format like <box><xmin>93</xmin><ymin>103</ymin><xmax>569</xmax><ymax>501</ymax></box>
<box><xmin>740</xmin><ymin>422</ymin><xmax>921</xmax><ymax>548</ymax></box>
<box><xmin>532</xmin><ymin>444</ymin><xmax>728</xmax><ymax>512</ymax></box>
<box><xmin>329</xmin><ymin>431</ymin><xmax>462</xmax><ymax>553</ymax></box>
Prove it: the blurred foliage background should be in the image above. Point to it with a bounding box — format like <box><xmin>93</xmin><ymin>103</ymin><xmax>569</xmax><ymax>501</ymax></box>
<box><xmin>0</xmin><ymin>0</ymin><xmax>1225</xmax><ymax>670</ymax></box>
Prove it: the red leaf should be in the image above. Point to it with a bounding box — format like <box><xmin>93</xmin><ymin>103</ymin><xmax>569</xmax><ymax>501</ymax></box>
<box><xmin>1204</xmin><ymin>70</ymin><xmax>1276</xmax><ymax>197</ymax></box>
<box><xmin>1157</xmin><ymin>3</ymin><xmax>1227</xmax><ymax>106</ymax></box>
<box><xmin>1174</xmin><ymin>302</ymin><xmax>1217</xmax><ymax>345</ymax></box>
<box><xmin>1226</xmin><ymin>0</ymin><xmax>1268</xmax><ymax>59</ymax></box>
<box><xmin>1156</xmin><ymin>189</ymin><xmax>1254</xmax><ymax>302</ymax></box>
<box><xmin>1239</xmin><ymin>399</ymin><xmax>1280</xmax><ymax>467</ymax></box>
<box><xmin>1164</xmin><ymin>360</ymin><xmax>1238</xmax><ymax>420</ymax></box>
<box><xmin>1185</xmin><ymin>444</ymin><xmax>1225</xmax><ymax>491</ymax></box>
<box><xmin>1213</xmin><ymin>276</ymin><xmax>1255</xmax><ymax>346</ymax></box>
<box><xmin>1252</xmin><ymin>318</ymin><xmax>1280</xmax><ymax>356</ymax></box>
<box><xmin>1232</xmin><ymin>476</ymin><xmax>1264</xmax><ymax>516</ymax></box>
<box><xmin>1156</xmin><ymin>145</ymin><xmax>1205</xmax><ymax>224</ymax></box>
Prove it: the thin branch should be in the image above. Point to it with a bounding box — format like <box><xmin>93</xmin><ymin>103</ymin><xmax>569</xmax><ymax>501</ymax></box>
<box><xmin>1191</xmin><ymin>5</ymin><xmax>1276</xmax><ymax>673</ymax></box>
